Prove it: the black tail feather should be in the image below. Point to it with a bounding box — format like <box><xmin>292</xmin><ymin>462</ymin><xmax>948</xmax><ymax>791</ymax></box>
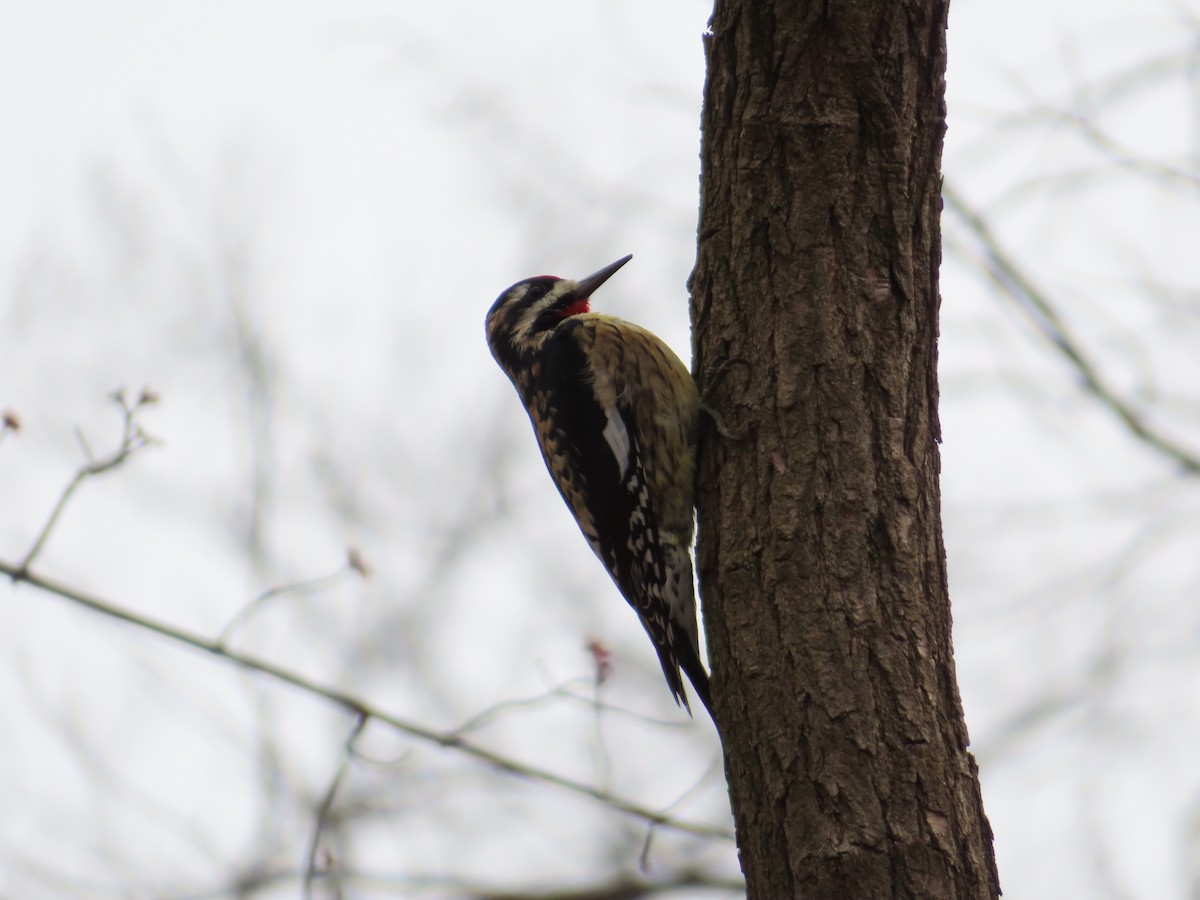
<box><xmin>656</xmin><ymin>640</ymin><xmax>715</xmax><ymax>723</ymax></box>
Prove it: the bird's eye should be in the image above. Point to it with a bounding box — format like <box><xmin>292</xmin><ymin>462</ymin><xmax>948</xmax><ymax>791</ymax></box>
<box><xmin>522</xmin><ymin>283</ymin><xmax>550</xmax><ymax>304</ymax></box>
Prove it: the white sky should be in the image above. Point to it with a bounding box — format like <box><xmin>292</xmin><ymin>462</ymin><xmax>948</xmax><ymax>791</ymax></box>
<box><xmin>2</xmin><ymin>2</ymin><xmax>1199</xmax><ymax>898</ymax></box>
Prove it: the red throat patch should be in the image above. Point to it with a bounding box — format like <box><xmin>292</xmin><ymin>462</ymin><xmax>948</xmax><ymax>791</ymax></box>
<box><xmin>559</xmin><ymin>299</ymin><xmax>590</xmax><ymax>318</ymax></box>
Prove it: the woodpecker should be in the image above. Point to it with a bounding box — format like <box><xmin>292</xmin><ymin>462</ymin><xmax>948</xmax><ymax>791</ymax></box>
<box><xmin>485</xmin><ymin>255</ymin><xmax>712</xmax><ymax>717</ymax></box>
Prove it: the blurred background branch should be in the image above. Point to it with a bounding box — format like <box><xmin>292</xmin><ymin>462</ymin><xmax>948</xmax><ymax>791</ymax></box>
<box><xmin>2</xmin><ymin>3</ymin><xmax>1198</xmax><ymax>898</ymax></box>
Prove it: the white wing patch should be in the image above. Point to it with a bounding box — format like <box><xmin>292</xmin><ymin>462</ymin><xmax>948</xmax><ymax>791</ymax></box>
<box><xmin>602</xmin><ymin>405</ymin><xmax>631</xmax><ymax>479</ymax></box>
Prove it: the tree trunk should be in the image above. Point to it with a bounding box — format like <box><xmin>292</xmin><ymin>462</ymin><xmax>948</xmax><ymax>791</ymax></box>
<box><xmin>689</xmin><ymin>2</ymin><xmax>1000</xmax><ymax>898</ymax></box>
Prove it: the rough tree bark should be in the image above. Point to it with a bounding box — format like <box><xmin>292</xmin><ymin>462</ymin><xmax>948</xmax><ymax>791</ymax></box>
<box><xmin>689</xmin><ymin>2</ymin><xmax>1000</xmax><ymax>898</ymax></box>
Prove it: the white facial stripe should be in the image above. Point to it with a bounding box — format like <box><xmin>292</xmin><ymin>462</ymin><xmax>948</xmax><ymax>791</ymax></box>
<box><xmin>512</xmin><ymin>297</ymin><xmax>542</xmax><ymax>343</ymax></box>
<box><xmin>603</xmin><ymin>405</ymin><xmax>631</xmax><ymax>479</ymax></box>
<box><xmin>509</xmin><ymin>280</ymin><xmax>577</xmax><ymax>344</ymax></box>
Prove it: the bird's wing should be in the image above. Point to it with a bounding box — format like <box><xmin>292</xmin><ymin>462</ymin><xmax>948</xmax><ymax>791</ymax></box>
<box><xmin>530</xmin><ymin>316</ymin><xmax>702</xmax><ymax>709</ymax></box>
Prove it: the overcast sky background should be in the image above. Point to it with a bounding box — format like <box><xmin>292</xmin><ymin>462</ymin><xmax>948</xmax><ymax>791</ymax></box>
<box><xmin>2</xmin><ymin>2</ymin><xmax>1198</xmax><ymax>898</ymax></box>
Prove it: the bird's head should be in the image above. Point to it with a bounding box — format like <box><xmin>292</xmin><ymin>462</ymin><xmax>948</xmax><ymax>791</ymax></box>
<box><xmin>485</xmin><ymin>254</ymin><xmax>632</xmax><ymax>367</ymax></box>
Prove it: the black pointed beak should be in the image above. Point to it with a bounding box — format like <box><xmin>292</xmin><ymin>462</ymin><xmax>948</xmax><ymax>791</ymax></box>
<box><xmin>574</xmin><ymin>254</ymin><xmax>632</xmax><ymax>298</ymax></box>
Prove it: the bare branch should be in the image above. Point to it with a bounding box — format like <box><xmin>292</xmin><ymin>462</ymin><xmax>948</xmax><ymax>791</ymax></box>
<box><xmin>943</xmin><ymin>182</ymin><xmax>1200</xmax><ymax>475</ymax></box>
<box><xmin>0</xmin><ymin>558</ymin><xmax>733</xmax><ymax>843</ymax></box>
<box><xmin>448</xmin><ymin>678</ymin><xmax>595</xmax><ymax>736</ymax></box>
<box><xmin>447</xmin><ymin>677</ymin><xmax>692</xmax><ymax>738</ymax></box>
<box><xmin>638</xmin><ymin>755</ymin><xmax>726</xmax><ymax>873</ymax></box>
<box><xmin>304</xmin><ymin>712</ymin><xmax>369</xmax><ymax>900</ymax></box>
<box><xmin>464</xmin><ymin>870</ymin><xmax>746</xmax><ymax>900</ymax></box>
<box><xmin>216</xmin><ymin>551</ymin><xmax>369</xmax><ymax>647</ymax></box>
<box><xmin>13</xmin><ymin>389</ymin><xmax>159</xmax><ymax>575</ymax></box>
<box><xmin>164</xmin><ymin>866</ymin><xmax>745</xmax><ymax>900</ymax></box>
<box><xmin>1055</xmin><ymin>107</ymin><xmax>1200</xmax><ymax>189</ymax></box>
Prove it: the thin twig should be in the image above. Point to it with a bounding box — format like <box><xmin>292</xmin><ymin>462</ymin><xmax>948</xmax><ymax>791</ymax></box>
<box><xmin>943</xmin><ymin>182</ymin><xmax>1200</xmax><ymax>475</ymax></box>
<box><xmin>216</xmin><ymin>553</ymin><xmax>367</xmax><ymax>647</ymax></box>
<box><xmin>304</xmin><ymin>712</ymin><xmax>369</xmax><ymax>900</ymax></box>
<box><xmin>639</xmin><ymin>755</ymin><xmax>727</xmax><ymax>872</ymax></box>
<box><xmin>448</xmin><ymin>678</ymin><xmax>593</xmax><ymax>736</ymax></box>
<box><xmin>14</xmin><ymin>389</ymin><xmax>159</xmax><ymax>575</ymax></box>
<box><xmin>0</xmin><ymin>559</ymin><xmax>733</xmax><ymax>842</ymax></box>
